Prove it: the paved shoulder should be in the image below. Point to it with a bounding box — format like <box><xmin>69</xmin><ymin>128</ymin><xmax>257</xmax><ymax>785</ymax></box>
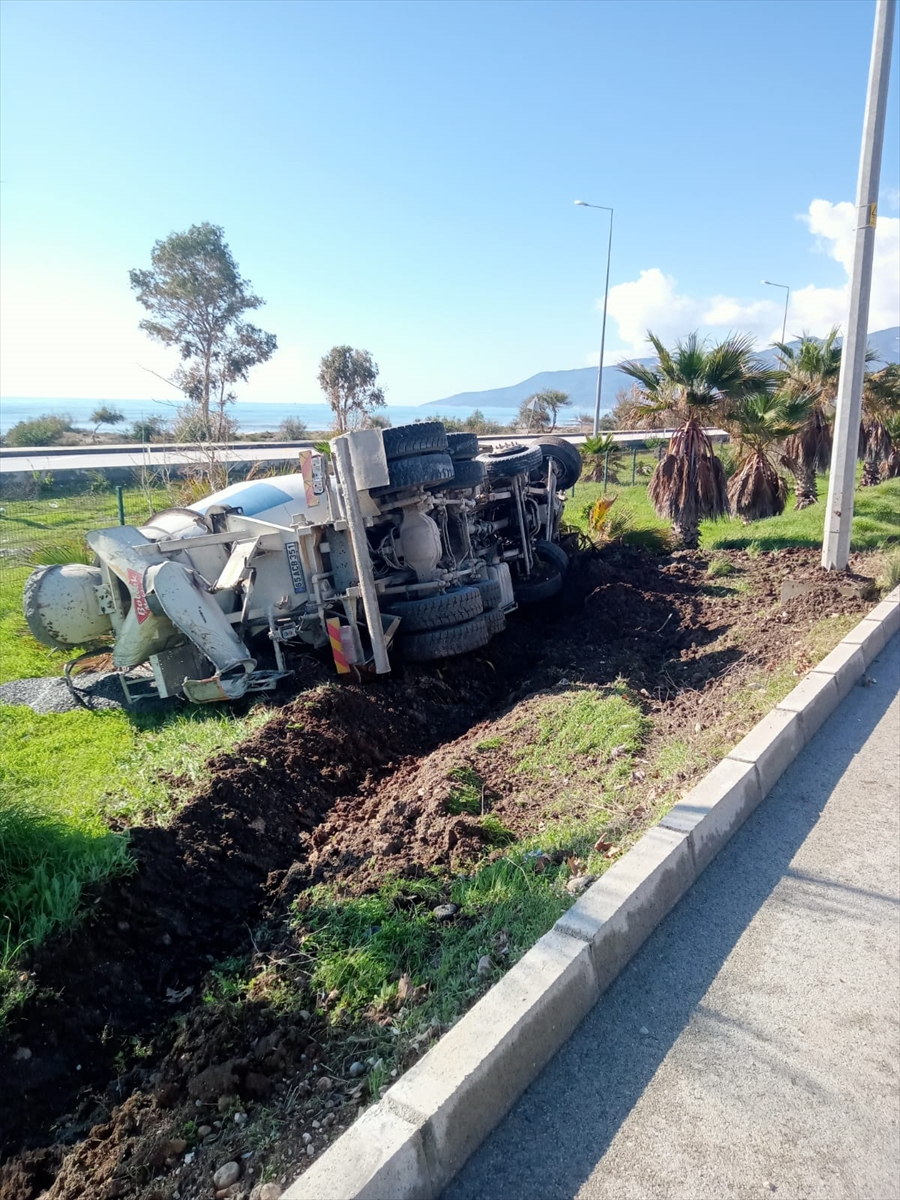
<box><xmin>447</xmin><ymin>634</ymin><xmax>900</xmax><ymax>1200</ymax></box>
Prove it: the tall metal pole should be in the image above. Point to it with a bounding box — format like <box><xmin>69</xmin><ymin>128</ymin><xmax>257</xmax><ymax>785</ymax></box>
<box><xmin>762</xmin><ymin>280</ymin><xmax>791</xmax><ymax>343</ymax></box>
<box><xmin>823</xmin><ymin>0</ymin><xmax>895</xmax><ymax>571</ymax></box>
<box><xmin>575</xmin><ymin>201</ymin><xmax>614</xmax><ymax>435</ymax></box>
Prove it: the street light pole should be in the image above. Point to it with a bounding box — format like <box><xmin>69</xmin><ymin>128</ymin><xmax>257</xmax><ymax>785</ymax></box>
<box><xmin>823</xmin><ymin>0</ymin><xmax>895</xmax><ymax>571</ymax></box>
<box><xmin>762</xmin><ymin>279</ymin><xmax>790</xmax><ymax>344</ymax></box>
<box><xmin>575</xmin><ymin>200</ymin><xmax>614</xmax><ymax>436</ymax></box>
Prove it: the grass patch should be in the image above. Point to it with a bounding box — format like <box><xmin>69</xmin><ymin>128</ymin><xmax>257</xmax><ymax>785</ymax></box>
<box><xmin>446</xmin><ymin>767</ymin><xmax>484</xmax><ymax>816</ymax></box>
<box><xmin>566</xmin><ymin>474</ymin><xmax>900</xmax><ymax>553</ymax></box>
<box><xmin>474</xmin><ymin>735</ymin><xmax>503</xmax><ymax>752</ymax></box>
<box><xmin>0</xmin><ymin>699</ymin><xmax>274</xmax><ymax>1020</ymax></box>
<box><xmin>707</xmin><ymin>557</ymin><xmax>737</xmax><ymax>578</ymax></box>
<box><xmin>515</xmin><ymin>684</ymin><xmax>647</xmax><ymax>785</ymax></box>
<box><xmin>0</xmin><ymin>782</ymin><xmax>132</xmax><ymax>982</ymax></box>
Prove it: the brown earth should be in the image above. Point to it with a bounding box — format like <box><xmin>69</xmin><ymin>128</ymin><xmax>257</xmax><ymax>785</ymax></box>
<box><xmin>0</xmin><ymin>545</ymin><xmax>879</xmax><ymax>1200</ymax></box>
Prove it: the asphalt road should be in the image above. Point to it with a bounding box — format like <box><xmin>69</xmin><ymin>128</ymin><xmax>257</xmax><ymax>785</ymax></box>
<box><xmin>446</xmin><ymin>633</ymin><xmax>900</xmax><ymax>1200</ymax></box>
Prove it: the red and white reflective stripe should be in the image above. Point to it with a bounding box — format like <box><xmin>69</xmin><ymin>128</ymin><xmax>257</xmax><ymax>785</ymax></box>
<box><xmin>127</xmin><ymin>568</ymin><xmax>151</xmax><ymax>624</ymax></box>
<box><xmin>326</xmin><ymin>617</ymin><xmax>350</xmax><ymax>674</ymax></box>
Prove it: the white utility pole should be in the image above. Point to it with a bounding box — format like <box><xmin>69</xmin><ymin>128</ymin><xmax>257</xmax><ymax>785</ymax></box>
<box><xmin>575</xmin><ymin>201</ymin><xmax>614</xmax><ymax>436</ymax></box>
<box><xmin>822</xmin><ymin>0</ymin><xmax>896</xmax><ymax>570</ymax></box>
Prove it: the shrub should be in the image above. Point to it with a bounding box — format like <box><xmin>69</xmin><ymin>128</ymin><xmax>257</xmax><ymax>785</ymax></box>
<box><xmin>4</xmin><ymin>414</ymin><xmax>74</xmax><ymax>447</ymax></box>
<box><xmin>876</xmin><ymin>547</ymin><xmax>900</xmax><ymax>595</ymax></box>
<box><xmin>131</xmin><ymin>416</ymin><xmax>168</xmax><ymax>443</ymax></box>
<box><xmin>278</xmin><ymin>416</ymin><xmax>309</xmax><ymax>440</ymax></box>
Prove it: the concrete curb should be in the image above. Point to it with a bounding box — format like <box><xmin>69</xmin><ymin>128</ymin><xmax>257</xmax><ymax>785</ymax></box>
<box><xmin>284</xmin><ymin>587</ymin><xmax>900</xmax><ymax>1200</ymax></box>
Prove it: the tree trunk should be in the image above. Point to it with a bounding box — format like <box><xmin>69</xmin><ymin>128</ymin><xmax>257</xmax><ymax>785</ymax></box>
<box><xmin>672</xmin><ymin>517</ymin><xmax>700</xmax><ymax>549</ymax></box>
<box><xmin>860</xmin><ymin>459</ymin><xmax>880</xmax><ymax>487</ymax></box>
<box><xmin>793</xmin><ymin>464</ymin><xmax>818</xmax><ymax>509</ymax></box>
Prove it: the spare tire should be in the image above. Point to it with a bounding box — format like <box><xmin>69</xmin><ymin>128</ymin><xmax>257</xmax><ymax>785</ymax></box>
<box><xmin>382</xmin><ymin>585</ymin><xmax>483</xmax><ymax>631</ymax></box>
<box><xmin>477</xmin><ymin>443</ymin><xmax>544</xmax><ymax>481</ymax></box>
<box><xmin>373</xmin><ymin>452</ymin><xmax>455</xmax><ymax>494</ymax></box>
<box><xmin>447</xmin><ymin>457</ymin><xmax>486</xmax><ymax>491</ymax></box>
<box><xmin>399</xmin><ymin>615</ymin><xmax>490</xmax><ymax>662</ymax></box>
<box><xmin>515</xmin><ymin>542</ymin><xmax>566</xmax><ymax>604</ymax></box>
<box><xmin>534</xmin><ymin>539</ymin><xmax>570</xmax><ymax>575</ymax></box>
<box><xmin>536</xmin><ymin>436</ymin><xmax>583</xmax><ymax>490</ymax></box>
<box><xmin>446</xmin><ymin>432</ymin><xmax>480</xmax><ymax>460</ymax></box>
<box><xmin>382</xmin><ymin>422</ymin><xmax>448</xmax><ymax>459</ymax></box>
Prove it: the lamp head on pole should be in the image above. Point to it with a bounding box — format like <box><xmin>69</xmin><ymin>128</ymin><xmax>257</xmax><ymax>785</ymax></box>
<box><xmin>574</xmin><ymin>200</ymin><xmax>587</xmax><ymax>206</ymax></box>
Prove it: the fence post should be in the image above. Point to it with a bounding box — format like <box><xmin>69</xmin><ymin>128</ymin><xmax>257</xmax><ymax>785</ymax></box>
<box><xmin>116</xmin><ymin>485</ymin><xmax>125</xmax><ymax>526</ymax></box>
<box><xmin>631</xmin><ymin>446</ymin><xmax>637</xmax><ymax>486</ymax></box>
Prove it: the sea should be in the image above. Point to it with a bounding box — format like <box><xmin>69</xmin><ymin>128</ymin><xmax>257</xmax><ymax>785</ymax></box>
<box><xmin>0</xmin><ymin>397</ymin><xmax>524</xmax><ymax>437</ymax></box>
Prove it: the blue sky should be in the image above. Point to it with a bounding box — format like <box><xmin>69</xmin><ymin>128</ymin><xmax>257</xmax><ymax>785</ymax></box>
<box><xmin>1</xmin><ymin>0</ymin><xmax>898</xmax><ymax>406</ymax></box>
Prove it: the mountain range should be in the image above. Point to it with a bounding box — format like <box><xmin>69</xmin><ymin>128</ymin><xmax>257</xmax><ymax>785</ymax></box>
<box><xmin>427</xmin><ymin>326</ymin><xmax>900</xmax><ymax>414</ymax></box>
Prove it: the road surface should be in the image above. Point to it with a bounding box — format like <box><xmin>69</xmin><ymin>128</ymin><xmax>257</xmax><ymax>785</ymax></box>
<box><xmin>446</xmin><ymin>633</ymin><xmax>900</xmax><ymax>1200</ymax></box>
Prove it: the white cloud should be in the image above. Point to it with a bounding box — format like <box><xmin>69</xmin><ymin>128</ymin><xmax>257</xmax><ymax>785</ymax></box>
<box><xmin>601</xmin><ymin>198</ymin><xmax>900</xmax><ymax>358</ymax></box>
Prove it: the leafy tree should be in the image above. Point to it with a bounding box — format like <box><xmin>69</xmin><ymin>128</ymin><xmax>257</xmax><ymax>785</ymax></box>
<box><xmin>4</xmin><ymin>413</ymin><xmax>74</xmax><ymax>447</ymax></box>
<box><xmin>90</xmin><ymin>405</ymin><xmax>125</xmax><ymax>438</ymax></box>
<box><xmin>517</xmin><ymin>389</ymin><xmax>570</xmax><ymax>432</ymax></box>
<box><xmin>317</xmin><ymin>346</ymin><xmax>385</xmax><ymax>432</ymax></box>
<box><xmin>619</xmin><ymin>332</ymin><xmax>766</xmax><ymax>547</ymax></box>
<box><xmin>129</xmin><ymin>223</ymin><xmax>277</xmax><ymax>438</ymax></box>
<box><xmin>859</xmin><ymin>364</ymin><xmax>900</xmax><ymax>486</ymax></box>
<box><xmin>723</xmin><ymin>389</ymin><xmax>814</xmax><ymax>522</ymax></box>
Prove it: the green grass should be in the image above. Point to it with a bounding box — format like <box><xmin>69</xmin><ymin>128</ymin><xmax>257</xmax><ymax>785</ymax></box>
<box><xmin>0</xmin><ymin>699</ymin><xmax>274</xmax><ymax>1021</ymax></box>
<box><xmin>566</xmin><ymin>473</ymin><xmax>900</xmax><ymax>552</ymax></box>
<box><xmin>515</xmin><ymin>683</ymin><xmax>648</xmax><ymax>784</ymax></box>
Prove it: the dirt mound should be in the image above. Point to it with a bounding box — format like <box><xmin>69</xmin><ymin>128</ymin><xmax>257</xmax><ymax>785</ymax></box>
<box><xmin>0</xmin><ymin>683</ymin><xmax>481</xmax><ymax>1157</ymax></box>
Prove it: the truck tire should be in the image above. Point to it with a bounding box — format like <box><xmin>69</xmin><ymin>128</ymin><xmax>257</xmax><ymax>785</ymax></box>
<box><xmin>536</xmin><ymin>436</ymin><xmax>583</xmax><ymax>490</ymax></box>
<box><xmin>483</xmin><ymin>607</ymin><xmax>507</xmax><ymax>637</ymax></box>
<box><xmin>382</xmin><ymin>584</ymin><xmax>483</xmax><ymax>631</ymax></box>
<box><xmin>514</xmin><ymin>543</ymin><xmax>566</xmax><ymax>604</ymax></box>
<box><xmin>473</xmin><ymin>578</ymin><xmax>503</xmax><ymax>610</ymax></box>
<box><xmin>446</xmin><ymin>432</ymin><xmax>480</xmax><ymax>460</ymax></box>
<box><xmin>382</xmin><ymin>422</ymin><xmax>448</xmax><ymax>459</ymax></box>
<box><xmin>477</xmin><ymin>443</ymin><xmax>544</xmax><ymax>481</ymax></box>
<box><xmin>448</xmin><ymin>457</ymin><xmax>486</xmax><ymax>491</ymax></box>
<box><xmin>373</xmin><ymin>452</ymin><xmax>455</xmax><ymax>494</ymax></box>
<box><xmin>534</xmin><ymin>539</ymin><xmax>570</xmax><ymax>575</ymax></box>
<box><xmin>399</xmin><ymin>614</ymin><xmax>490</xmax><ymax>662</ymax></box>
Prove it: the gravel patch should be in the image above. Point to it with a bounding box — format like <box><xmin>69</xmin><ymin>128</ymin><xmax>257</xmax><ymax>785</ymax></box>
<box><xmin>0</xmin><ymin>672</ymin><xmax>129</xmax><ymax>714</ymax></box>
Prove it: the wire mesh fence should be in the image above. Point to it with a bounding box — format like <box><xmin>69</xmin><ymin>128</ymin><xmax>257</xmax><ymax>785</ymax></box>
<box><xmin>0</xmin><ymin>484</ymin><xmax>178</xmax><ymax>583</ymax></box>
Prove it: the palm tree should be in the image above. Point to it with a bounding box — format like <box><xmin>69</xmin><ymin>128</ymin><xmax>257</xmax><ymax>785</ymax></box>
<box><xmin>881</xmin><ymin>414</ymin><xmax>900</xmax><ymax>480</ymax></box>
<box><xmin>774</xmin><ymin>328</ymin><xmax>876</xmax><ymax>508</ymax></box>
<box><xmin>580</xmin><ymin>433</ymin><xmax>622</xmax><ymax>483</ymax></box>
<box><xmin>619</xmin><ymin>332</ymin><xmax>766</xmax><ymax>547</ymax></box>
<box><xmin>860</xmin><ymin>364</ymin><xmax>900</xmax><ymax>486</ymax></box>
<box><xmin>724</xmin><ymin>389</ymin><xmax>815</xmax><ymax>522</ymax></box>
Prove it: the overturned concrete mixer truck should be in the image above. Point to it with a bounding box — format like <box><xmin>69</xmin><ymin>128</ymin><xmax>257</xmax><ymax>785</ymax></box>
<box><xmin>23</xmin><ymin>423</ymin><xmax>583</xmax><ymax>704</ymax></box>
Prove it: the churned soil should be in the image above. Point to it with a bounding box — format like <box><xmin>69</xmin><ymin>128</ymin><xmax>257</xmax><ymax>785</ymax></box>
<box><xmin>0</xmin><ymin>545</ymin><xmax>879</xmax><ymax>1200</ymax></box>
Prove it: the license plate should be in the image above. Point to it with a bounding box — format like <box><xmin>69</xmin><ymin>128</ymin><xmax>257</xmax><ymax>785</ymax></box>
<box><xmin>285</xmin><ymin>541</ymin><xmax>306</xmax><ymax>593</ymax></box>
